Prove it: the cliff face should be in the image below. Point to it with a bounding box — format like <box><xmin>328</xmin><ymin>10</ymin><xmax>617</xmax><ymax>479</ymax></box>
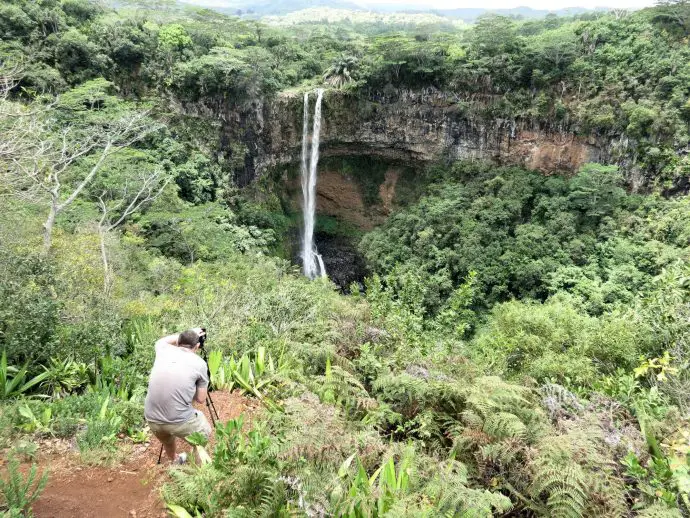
<box><xmin>207</xmin><ymin>88</ymin><xmax>614</xmax><ymax>187</ymax></box>
<box><xmin>178</xmin><ymin>88</ymin><xmax>616</xmax><ymax>188</ymax></box>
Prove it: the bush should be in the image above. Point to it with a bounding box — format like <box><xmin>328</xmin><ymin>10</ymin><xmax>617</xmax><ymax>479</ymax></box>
<box><xmin>471</xmin><ymin>296</ymin><xmax>649</xmax><ymax>386</ymax></box>
<box><xmin>0</xmin><ymin>251</ymin><xmax>61</xmax><ymax>366</ymax></box>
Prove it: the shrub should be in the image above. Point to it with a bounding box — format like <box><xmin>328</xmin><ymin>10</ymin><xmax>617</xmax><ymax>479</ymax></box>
<box><xmin>471</xmin><ymin>296</ymin><xmax>649</xmax><ymax>386</ymax></box>
<box><xmin>0</xmin><ymin>251</ymin><xmax>61</xmax><ymax>366</ymax></box>
<box><xmin>0</xmin><ymin>457</ymin><xmax>48</xmax><ymax>518</ymax></box>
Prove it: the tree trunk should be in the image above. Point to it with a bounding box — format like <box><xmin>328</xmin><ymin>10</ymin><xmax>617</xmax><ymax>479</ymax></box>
<box><xmin>42</xmin><ymin>201</ymin><xmax>58</xmax><ymax>255</ymax></box>
<box><xmin>99</xmin><ymin>228</ymin><xmax>112</xmax><ymax>294</ymax></box>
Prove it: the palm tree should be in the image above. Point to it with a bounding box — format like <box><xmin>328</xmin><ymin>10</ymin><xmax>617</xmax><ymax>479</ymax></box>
<box><xmin>323</xmin><ymin>55</ymin><xmax>358</xmax><ymax>89</ymax></box>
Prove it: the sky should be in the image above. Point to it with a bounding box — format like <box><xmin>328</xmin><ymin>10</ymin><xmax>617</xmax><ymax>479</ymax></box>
<box><xmin>366</xmin><ymin>0</ymin><xmax>657</xmax><ymax>8</ymax></box>
<box><xmin>183</xmin><ymin>0</ymin><xmax>657</xmax><ymax>11</ymax></box>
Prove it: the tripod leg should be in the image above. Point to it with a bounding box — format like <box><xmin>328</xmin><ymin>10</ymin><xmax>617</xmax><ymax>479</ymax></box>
<box><xmin>206</xmin><ymin>397</ymin><xmax>216</xmax><ymax>428</ymax></box>
<box><xmin>206</xmin><ymin>393</ymin><xmax>220</xmax><ymax>422</ymax></box>
<box><xmin>157</xmin><ymin>443</ymin><xmax>164</xmax><ymax>464</ymax></box>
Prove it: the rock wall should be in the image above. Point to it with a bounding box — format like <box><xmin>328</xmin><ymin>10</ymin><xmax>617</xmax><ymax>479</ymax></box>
<box><xmin>284</xmin><ymin>166</ymin><xmax>401</xmax><ymax>231</ymax></box>
<box><xmin>206</xmin><ymin>88</ymin><xmax>612</xmax><ymax>186</ymax></box>
<box><xmin>176</xmin><ymin>88</ymin><xmax>615</xmax><ymax>188</ymax></box>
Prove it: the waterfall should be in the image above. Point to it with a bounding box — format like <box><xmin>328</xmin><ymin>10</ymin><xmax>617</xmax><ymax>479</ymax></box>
<box><xmin>300</xmin><ymin>89</ymin><xmax>327</xmax><ymax>280</ymax></box>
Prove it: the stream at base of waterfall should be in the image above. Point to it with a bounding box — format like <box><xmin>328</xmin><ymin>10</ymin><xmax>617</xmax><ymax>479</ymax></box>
<box><xmin>301</xmin><ymin>89</ymin><xmax>327</xmax><ymax>280</ymax></box>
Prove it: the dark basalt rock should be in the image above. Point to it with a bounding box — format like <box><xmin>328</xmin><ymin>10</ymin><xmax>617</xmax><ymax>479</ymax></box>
<box><xmin>314</xmin><ymin>232</ymin><xmax>368</xmax><ymax>291</ymax></box>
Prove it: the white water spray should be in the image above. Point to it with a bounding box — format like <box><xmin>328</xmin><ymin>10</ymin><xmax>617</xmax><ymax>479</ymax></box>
<box><xmin>301</xmin><ymin>89</ymin><xmax>327</xmax><ymax>280</ymax></box>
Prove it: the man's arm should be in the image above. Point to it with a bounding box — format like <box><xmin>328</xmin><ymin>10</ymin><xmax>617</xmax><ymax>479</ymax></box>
<box><xmin>155</xmin><ymin>333</ymin><xmax>179</xmax><ymax>348</ymax></box>
<box><xmin>194</xmin><ymin>386</ymin><xmax>207</xmax><ymax>404</ymax></box>
<box><xmin>194</xmin><ymin>357</ymin><xmax>210</xmax><ymax>404</ymax></box>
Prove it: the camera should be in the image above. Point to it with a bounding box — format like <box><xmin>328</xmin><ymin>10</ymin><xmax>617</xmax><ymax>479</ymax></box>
<box><xmin>199</xmin><ymin>327</ymin><xmax>207</xmax><ymax>349</ymax></box>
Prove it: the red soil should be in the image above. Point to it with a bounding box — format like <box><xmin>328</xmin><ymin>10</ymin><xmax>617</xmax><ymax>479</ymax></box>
<box><xmin>20</xmin><ymin>390</ymin><xmax>257</xmax><ymax>518</ymax></box>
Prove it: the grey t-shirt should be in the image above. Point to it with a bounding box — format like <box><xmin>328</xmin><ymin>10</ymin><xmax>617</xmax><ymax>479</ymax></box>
<box><xmin>144</xmin><ymin>341</ymin><xmax>209</xmax><ymax>424</ymax></box>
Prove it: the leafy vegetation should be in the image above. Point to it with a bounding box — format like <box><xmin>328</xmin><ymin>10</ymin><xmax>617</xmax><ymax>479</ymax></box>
<box><xmin>0</xmin><ymin>456</ymin><xmax>48</xmax><ymax>517</ymax></box>
<box><xmin>0</xmin><ymin>0</ymin><xmax>689</xmax><ymax>516</ymax></box>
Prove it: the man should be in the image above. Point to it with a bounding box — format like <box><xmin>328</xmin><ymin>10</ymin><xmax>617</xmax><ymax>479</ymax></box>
<box><xmin>144</xmin><ymin>327</ymin><xmax>212</xmax><ymax>463</ymax></box>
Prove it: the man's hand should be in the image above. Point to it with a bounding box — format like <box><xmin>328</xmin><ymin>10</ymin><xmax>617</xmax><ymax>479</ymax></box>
<box><xmin>192</xmin><ymin>327</ymin><xmax>206</xmax><ymax>340</ymax></box>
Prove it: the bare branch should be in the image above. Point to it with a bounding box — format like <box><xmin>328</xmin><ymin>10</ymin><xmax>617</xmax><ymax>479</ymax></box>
<box><xmin>0</xmin><ymin>62</ymin><xmax>22</xmax><ymax>102</ymax></box>
<box><xmin>96</xmin><ymin>167</ymin><xmax>170</xmax><ymax>293</ymax></box>
<box><xmin>57</xmin><ymin>141</ymin><xmax>112</xmax><ymax>213</ymax></box>
<box><xmin>105</xmin><ymin>170</ymin><xmax>170</xmax><ymax>231</ymax></box>
<box><xmin>1</xmin><ymin>72</ymin><xmax>163</xmax><ymax>252</ymax></box>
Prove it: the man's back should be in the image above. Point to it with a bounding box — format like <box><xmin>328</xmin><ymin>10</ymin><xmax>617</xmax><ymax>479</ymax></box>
<box><xmin>144</xmin><ymin>342</ymin><xmax>208</xmax><ymax>424</ymax></box>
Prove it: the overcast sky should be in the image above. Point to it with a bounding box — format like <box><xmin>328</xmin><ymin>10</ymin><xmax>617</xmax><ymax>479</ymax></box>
<box><xmin>183</xmin><ymin>0</ymin><xmax>657</xmax><ymax>11</ymax></box>
<box><xmin>370</xmin><ymin>0</ymin><xmax>656</xmax><ymax>7</ymax></box>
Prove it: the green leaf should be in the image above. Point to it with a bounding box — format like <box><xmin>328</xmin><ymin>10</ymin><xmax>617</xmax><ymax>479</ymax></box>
<box><xmin>99</xmin><ymin>395</ymin><xmax>110</xmax><ymax>420</ymax></box>
<box><xmin>255</xmin><ymin>347</ymin><xmax>265</xmax><ymax>376</ymax></box>
<box><xmin>186</xmin><ymin>431</ymin><xmax>209</xmax><ymax>447</ymax></box>
<box><xmin>18</xmin><ymin>370</ymin><xmax>50</xmax><ymax>395</ymax></box>
<box><xmin>339</xmin><ymin>453</ymin><xmax>357</xmax><ymax>478</ymax></box>
<box><xmin>208</xmin><ymin>350</ymin><xmax>222</xmax><ymax>379</ymax></box>
<box><xmin>166</xmin><ymin>504</ymin><xmax>194</xmax><ymax>518</ymax></box>
<box><xmin>18</xmin><ymin>405</ymin><xmax>36</xmax><ymax>422</ymax></box>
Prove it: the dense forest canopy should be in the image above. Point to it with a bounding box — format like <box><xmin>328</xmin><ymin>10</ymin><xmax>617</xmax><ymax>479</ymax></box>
<box><xmin>2</xmin><ymin>0</ymin><xmax>688</xmax><ymax>184</ymax></box>
<box><xmin>1</xmin><ymin>0</ymin><xmax>690</xmax><ymax>516</ymax></box>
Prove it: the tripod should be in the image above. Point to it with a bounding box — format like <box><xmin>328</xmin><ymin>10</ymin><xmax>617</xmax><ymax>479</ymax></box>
<box><xmin>156</xmin><ymin>345</ymin><xmax>219</xmax><ymax>464</ymax></box>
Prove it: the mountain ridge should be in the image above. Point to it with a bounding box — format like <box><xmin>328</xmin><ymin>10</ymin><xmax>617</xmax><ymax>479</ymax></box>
<box><xmin>179</xmin><ymin>0</ymin><xmax>612</xmax><ymax>19</ymax></box>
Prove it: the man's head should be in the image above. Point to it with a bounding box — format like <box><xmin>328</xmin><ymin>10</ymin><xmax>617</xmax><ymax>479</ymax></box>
<box><xmin>178</xmin><ymin>329</ymin><xmax>201</xmax><ymax>350</ymax></box>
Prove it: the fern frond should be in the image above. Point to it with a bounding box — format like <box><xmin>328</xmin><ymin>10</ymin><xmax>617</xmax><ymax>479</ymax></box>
<box><xmin>430</xmin><ymin>464</ymin><xmax>513</xmax><ymax>517</ymax></box>
<box><xmin>483</xmin><ymin>412</ymin><xmax>527</xmax><ymax>441</ymax></box>
<box><xmin>546</xmin><ymin>486</ymin><xmax>587</xmax><ymax>518</ymax></box>
<box><xmin>452</xmin><ymin>427</ymin><xmax>491</xmax><ymax>455</ymax></box>
<box><xmin>460</xmin><ymin>409</ymin><xmax>484</xmax><ymax>430</ymax></box>
<box><xmin>478</xmin><ymin>439</ymin><xmax>522</xmax><ymax>467</ymax></box>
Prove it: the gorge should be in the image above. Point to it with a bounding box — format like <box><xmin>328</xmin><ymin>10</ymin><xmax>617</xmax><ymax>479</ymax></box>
<box><xmin>188</xmin><ymin>88</ymin><xmax>653</xmax><ymax>193</ymax></box>
<box><xmin>180</xmin><ymin>87</ymin><xmax>670</xmax><ymax>286</ymax></box>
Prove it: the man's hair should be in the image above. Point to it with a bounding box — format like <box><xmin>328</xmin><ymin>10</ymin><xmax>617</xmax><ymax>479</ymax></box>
<box><xmin>178</xmin><ymin>330</ymin><xmax>200</xmax><ymax>349</ymax></box>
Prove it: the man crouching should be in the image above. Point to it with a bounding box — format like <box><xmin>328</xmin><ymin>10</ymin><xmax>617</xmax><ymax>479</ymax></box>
<box><xmin>144</xmin><ymin>327</ymin><xmax>212</xmax><ymax>463</ymax></box>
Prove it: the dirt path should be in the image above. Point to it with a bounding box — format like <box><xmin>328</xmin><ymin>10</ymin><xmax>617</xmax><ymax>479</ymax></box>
<box><xmin>28</xmin><ymin>390</ymin><xmax>255</xmax><ymax>518</ymax></box>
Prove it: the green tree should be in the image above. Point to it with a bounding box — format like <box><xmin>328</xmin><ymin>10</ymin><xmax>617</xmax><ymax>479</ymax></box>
<box><xmin>158</xmin><ymin>23</ymin><xmax>193</xmax><ymax>51</ymax></box>
<box><xmin>1</xmin><ymin>79</ymin><xmax>162</xmax><ymax>252</ymax></box>
<box><xmin>323</xmin><ymin>54</ymin><xmax>358</xmax><ymax>88</ymax></box>
<box><xmin>653</xmin><ymin>0</ymin><xmax>690</xmax><ymax>36</ymax></box>
<box><xmin>567</xmin><ymin>164</ymin><xmax>625</xmax><ymax>221</ymax></box>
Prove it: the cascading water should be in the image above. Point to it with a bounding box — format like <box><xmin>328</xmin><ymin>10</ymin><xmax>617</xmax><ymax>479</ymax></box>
<box><xmin>300</xmin><ymin>89</ymin><xmax>327</xmax><ymax>280</ymax></box>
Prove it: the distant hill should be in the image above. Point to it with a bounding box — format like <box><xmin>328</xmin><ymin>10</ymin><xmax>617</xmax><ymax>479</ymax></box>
<box><xmin>264</xmin><ymin>7</ymin><xmax>465</xmax><ymax>27</ymax></box>
<box><xmin>424</xmin><ymin>6</ymin><xmax>608</xmax><ymax>21</ymax></box>
<box><xmin>186</xmin><ymin>0</ymin><xmax>365</xmax><ymax>17</ymax></box>
<box><xmin>179</xmin><ymin>0</ymin><xmax>610</xmax><ymax>19</ymax></box>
